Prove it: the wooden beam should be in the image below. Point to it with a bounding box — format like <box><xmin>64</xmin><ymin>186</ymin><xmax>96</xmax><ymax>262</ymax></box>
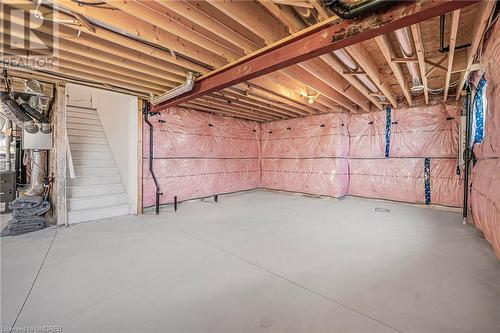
<box><xmin>49</xmin><ymin>0</ymin><xmax>225</xmax><ymax>68</ymax></box>
<box><xmin>410</xmin><ymin>22</ymin><xmax>429</xmax><ymax>104</ymax></box>
<box><xmin>283</xmin><ymin>66</ymin><xmax>357</xmax><ymax>112</ymax></box>
<box><xmin>375</xmin><ymin>34</ymin><xmax>412</xmax><ymax>105</ymax></box>
<box><xmin>182</xmin><ymin>101</ymin><xmax>267</xmax><ymax>122</ymax></box>
<box><xmin>197</xmin><ymin>96</ymin><xmax>278</xmax><ymax>121</ymax></box>
<box><xmin>300</xmin><ymin>57</ymin><xmax>373</xmax><ymax>111</ymax></box>
<box><xmin>443</xmin><ymin>9</ymin><xmax>460</xmax><ymax>102</ymax></box>
<box><xmin>455</xmin><ymin>0</ymin><xmax>496</xmax><ymax>100</ymax></box>
<box><xmin>105</xmin><ymin>0</ymin><xmax>241</xmax><ymax>62</ymax></box>
<box><xmin>210</xmin><ymin>91</ymin><xmax>292</xmax><ymax>119</ymax></box>
<box><xmin>425</xmin><ymin>55</ymin><xmax>448</xmax><ymax>77</ymax></box>
<box><xmin>346</xmin><ymin>43</ymin><xmax>398</xmax><ymax>108</ymax></box>
<box><xmin>207</xmin><ymin>0</ymin><xmax>289</xmax><ymax>44</ymax></box>
<box><xmin>272</xmin><ymin>0</ymin><xmax>314</xmax><ymax>9</ymax></box>
<box><xmin>155</xmin><ymin>0</ymin><xmax>259</xmax><ymax>54</ymax></box>
<box><xmin>3</xmin><ymin>0</ymin><xmax>209</xmax><ymax>73</ymax></box>
<box><xmin>0</xmin><ymin>23</ymin><xmax>182</xmax><ymax>85</ymax></box>
<box><xmin>257</xmin><ymin>0</ymin><xmax>303</xmax><ymax>34</ymax></box>
<box><xmin>309</xmin><ymin>0</ymin><xmax>330</xmax><ymax>20</ymax></box>
<box><xmin>155</xmin><ymin>0</ymin><xmax>476</xmax><ymax>110</ymax></box>
<box><xmin>249</xmin><ymin>75</ymin><xmax>329</xmax><ymax>113</ymax></box>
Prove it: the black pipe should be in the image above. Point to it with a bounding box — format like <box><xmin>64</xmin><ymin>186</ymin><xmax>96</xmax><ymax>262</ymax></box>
<box><xmin>20</xmin><ymin>103</ymin><xmax>50</xmax><ymax>123</ymax></box>
<box><xmin>143</xmin><ymin>101</ymin><xmax>162</xmax><ymax>214</ymax></box>
<box><xmin>439</xmin><ymin>14</ymin><xmax>471</xmax><ymax>53</ymax></box>
<box><xmin>322</xmin><ymin>0</ymin><xmax>396</xmax><ymax>20</ymax></box>
<box><xmin>462</xmin><ymin>83</ymin><xmax>472</xmax><ymax>222</ymax></box>
<box><xmin>174</xmin><ymin>196</ymin><xmax>177</xmax><ymax>212</ymax></box>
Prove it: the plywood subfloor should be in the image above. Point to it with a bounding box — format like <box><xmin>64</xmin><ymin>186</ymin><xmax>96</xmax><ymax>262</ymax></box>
<box><xmin>2</xmin><ymin>191</ymin><xmax>499</xmax><ymax>332</ymax></box>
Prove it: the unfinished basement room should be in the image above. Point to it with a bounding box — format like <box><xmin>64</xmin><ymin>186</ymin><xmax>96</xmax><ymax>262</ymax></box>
<box><xmin>1</xmin><ymin>0</ymin><xmax>500</xmax><ymax>332</ymax></box>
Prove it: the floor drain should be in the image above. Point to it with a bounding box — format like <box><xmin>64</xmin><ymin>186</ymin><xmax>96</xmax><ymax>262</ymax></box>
<box><xmin>375</xmin><ymin>207</ymin><xmax>390</xmax><ymax>213</ymax></box>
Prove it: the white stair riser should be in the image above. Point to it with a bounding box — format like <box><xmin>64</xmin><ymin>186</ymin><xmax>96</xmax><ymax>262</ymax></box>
<box><xmin>69</xmin><ymin>143</ymin><xmax>110</xmax><ymax>151</ymax></box>
<box><xmin>69</xmin><ymin>136</ymin><xmax>108</xmax><ymax>144</ymax></box>
<box><xmin>67</xmin><ymin>129</ymin><xmax>106</xmax><ymax>137</ymax></box>
<box><xmin>67</xmin><ymin>106</ymin><xmax>97</xmax><ymax>112</ymax></box>
<box><xmin>68</xmin><ymin>194</ymin><xmax>129</xmax><ymax>211</ymax></box>
<box><xmin>66</xmin><ymin>110</ymin><xmax>99</xmax><ymax>119</ymax></box>
<box><xmin>71</xmin><ymin>150</ymin><xmax>115</xmax><ymax>160</ymax></box>
<box><xmin>67</xmin><ymin>117</ymin><xmax>101</xmax><ymax>126</ymax></box>
<box><xmin>66</xmin><ymin>104</ymin><xmax>131</xmax><ymax>223</ymax></box>
<box><xmin>67</xmin><ymin>122</ymin><xmax>104</xmax><ymax>132</ymax></box>
<box><xmin>68</xmin><ymin>204</ymin><xmax>130</xmax><ymax>224</ymax></box>
<box><xmin>67</xmin><ymin>176</ymin><xmax>123</xmax><ymax>187</ymax></box>
<box><xmin>68</xmin><ymin>183</ymin><xmax>125</xmax><ymax>197</ymax></box>
<box><xmin>72</xmin><ymin>167</ymin><xmax>118</xmax><ymax>177</ymax></box>
<box><xmin>72</xmin><ymin>158</ymin><xmax>116</xmax><ymax>167</ymax></box>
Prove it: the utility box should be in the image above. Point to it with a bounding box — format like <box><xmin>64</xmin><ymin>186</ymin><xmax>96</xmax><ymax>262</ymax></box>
<box><xmin>0</xmin><ymin>171</ymin><xmax>16</xmax><ymax>209</ymax></box>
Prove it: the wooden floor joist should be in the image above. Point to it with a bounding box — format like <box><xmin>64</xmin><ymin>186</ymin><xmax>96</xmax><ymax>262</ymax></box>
<box><xmin>154</xmin><ymin>0</ymin><xmax>477</xmax><ymax>110</ymax></box>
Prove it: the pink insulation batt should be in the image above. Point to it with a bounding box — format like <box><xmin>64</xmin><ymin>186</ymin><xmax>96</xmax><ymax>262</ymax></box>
<box><xmin>390</xmin><ymin>103</ymin><xmax>460</xmax><ymax>158</ymax></box>
<box><xmin>470</xmin><ymin>19</ymin><xmax>500</xmax><ymax>258</ymax></box>
<box><xmin>348</xmin><ymin>103</ymin><xmax>463</xmax><ymax>207</ymax></box>
<box><xmin>260</xmin><ymin>113</ymin><xmax>349</xmax><ymax>197</ymax></box>
<box><xmin>142</xmin><ymin>108</ymin><xmax>260</xmax><ymax>206</ymax></box>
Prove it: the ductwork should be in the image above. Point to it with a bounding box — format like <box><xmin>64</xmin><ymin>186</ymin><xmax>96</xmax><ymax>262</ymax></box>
<box><xmin>394</xmin><ymin>27</ymin><xmax>423</xmax><ymax>93</ymax></box>
<box><xmin>151</xmin><ymin>72</ymin><xmax>195</xmax><ymax>106</ymax></box>
<box><xmin>20</xmin><ymin>103</ymin><xmax>52</xmax><ymax>133</ymax></box>
<box><xmin>1</xmin><ymin>91</ymin><xmax>39</xmax><ymax>133</ymax></box>
<box><xmin>23</xmin><ymin>150</ymin><xmax>46</xmax><ymax>196</ymax></box>
<box><xmin>333</xmin><ymin>49</ymin><xmax>380</xmax><ymax>95</ymax></box>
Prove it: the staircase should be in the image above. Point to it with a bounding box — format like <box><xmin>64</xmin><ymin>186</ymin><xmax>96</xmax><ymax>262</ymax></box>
<box><xmin>66</xmin><ymin>105</ymin><xmax>131</xmax><ymax>224</ymax></box>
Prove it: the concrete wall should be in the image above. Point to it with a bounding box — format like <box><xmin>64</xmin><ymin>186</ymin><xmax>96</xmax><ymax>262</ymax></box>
<box><xmin>67</xmin><ymin>84</ymin><xmax>139</xmax><ymax>213</ymax></box>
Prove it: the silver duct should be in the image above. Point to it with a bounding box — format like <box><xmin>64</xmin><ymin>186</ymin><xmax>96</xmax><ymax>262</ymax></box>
<box><xmin>22</xmin><ymin>150</ymin><xmax>46</xmax><ymax>196</ymax></box>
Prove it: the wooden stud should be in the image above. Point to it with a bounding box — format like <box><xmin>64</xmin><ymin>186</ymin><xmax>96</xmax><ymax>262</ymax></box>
<box><xmin>411</xmin><ymin>22</ymin><xmax>429</xmax><ymax>104</ymax></box>
<box><xmin>375</xmin><ymin>34</ymin><xmax>412</xmax><ymax>106</ymax></box>
<box><xmin>444</xmin><ymin>9</ymin><xmax>460</xmax><ymax>102</ymax></box>
<box><xmin>455</xmin><ymin>0</ymin><xmax>496</xmax><ymax>100</ymax></box>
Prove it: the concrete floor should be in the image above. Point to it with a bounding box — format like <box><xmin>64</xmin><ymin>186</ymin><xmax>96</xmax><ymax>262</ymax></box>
<box><xmin>1</xmin><ymin>190</ymin><xmax>500</xmax><ymax>333</ymax></box>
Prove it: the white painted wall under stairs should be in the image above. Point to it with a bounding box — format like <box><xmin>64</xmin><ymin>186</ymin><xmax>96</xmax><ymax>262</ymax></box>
<box><xmin>66</xmin><ymin>105</ymin><xmax>131</xmax><ymax>224</ymax></box>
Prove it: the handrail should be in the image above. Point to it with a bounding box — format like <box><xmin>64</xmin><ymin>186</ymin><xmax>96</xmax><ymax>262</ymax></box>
<box><xmin>66</xmin><ymin>132</ymin><xmax>75</xmax><ymax>179</ymax></box>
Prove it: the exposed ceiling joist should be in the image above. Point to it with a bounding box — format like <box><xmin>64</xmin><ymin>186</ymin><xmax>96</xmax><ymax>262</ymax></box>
<box><xmin>410</xmin><ymin>23</ymin><xmax>429</xmax><ymax>104</ymax></box>
<box><xmin>345</xmin><ymin>44</ymin><xmax>398</xmax><ymax>108</ymax></box>
<box><xmin>455</xmin><ymin>0</ymin><xmax>496</xmax><ymax>100</ymax></box>
<box><xmin>375</xmin><ymin>34</ymin><xmax>412</xmax><ymax>106</ymax></box>
<box><xmin>105</xmin><ymin>0</ymin><xmax>241</xmax><ymax>62</ymax></box>
<box><xmin>50</xmin><ymin>0</ymin><xmax>225</xmax><ymax>68</ymax></box>
<box><xmin>154</xmin><ymin>0</ymin><xmax>477</xmax><ymax>110</ymax></box>
<box><xmin>443</xmin><ymin>9</ymin><xmax>460</xmax><ymax>102</ymax></box>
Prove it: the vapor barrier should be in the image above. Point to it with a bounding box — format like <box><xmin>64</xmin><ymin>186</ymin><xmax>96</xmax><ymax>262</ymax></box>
<box><xmin>142</xmin><ymin>108</ymin><xmax>260</xmax><ymax>206</ymax></box>
<box><xmin>260</xmin><ymin>113</ymin><xmax>349</xmax><ymax>197</ymax></box>
<box><xmin>469</xmin><ymin>19</ymin><xmax>500</xmax><ymax>258</ymax></box>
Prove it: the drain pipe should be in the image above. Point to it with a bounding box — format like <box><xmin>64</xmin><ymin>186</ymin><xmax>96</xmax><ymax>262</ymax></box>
<box><xmin>143</xmin><ymin>101</ymin><xmax>162</xmax><ymax>214</ymax></box>
<box><xmin>462</xmin><ymin>83</ymin><xmax>472</xmax><ymax>224</ymax></box>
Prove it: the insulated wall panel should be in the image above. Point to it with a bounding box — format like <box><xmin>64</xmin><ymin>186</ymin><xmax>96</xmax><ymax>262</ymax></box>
<box><xmin>348</xmin><ymin>158</ymin><xmax>462</xmax><ymax>207</ymax></box>
<box><xmin>142</xmin><ymin>108</ymin><xmax>260</xmax><ymax>207</ymax></box>
<box><xmin>348</xmin><ymin>111</ymin><xmax>386</xmax><ymax>158</ymax></box>
<box><xmin>261</xmin><ymin>158</ymin><xmax>348</xmax><ymax>197</ymax></box>
<box><xmin>470</xmin><ymin>19</ymin><xmax>500</xmax><ymax>258</ymax></box>
<box><xmin>470</xmin><ymin>159</ymin><xmax>500</xmax><ymax>258</ymax></box>
<box><xmin>261</xmin><ymin>113</ymin><xmax>348</xmax><ymax>197</ymax></box>
<box><xmin>348</xmin><ymin>158</ymin><xmax>425</xmax><ymax>204</ymax></box>
<box><xmin>390</xmin><ymin>103</ymin><xmax>460</xmax><ymax>158</ymax></box>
